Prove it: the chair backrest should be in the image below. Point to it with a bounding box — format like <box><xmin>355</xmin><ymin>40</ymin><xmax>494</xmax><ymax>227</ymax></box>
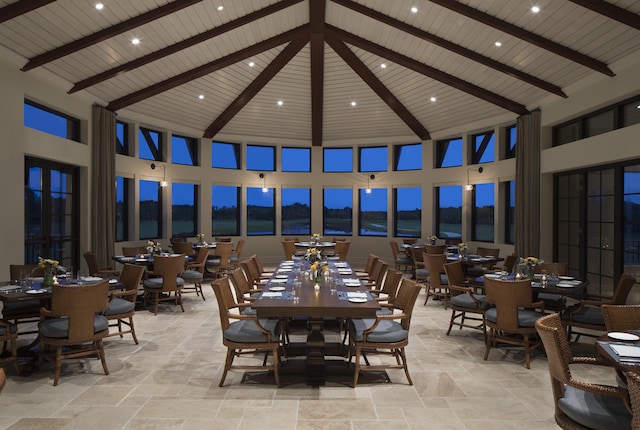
<box><xmin>502</xmin><ymin>254</ymin><xmax>517</xmax><ymax>273</ymax></box>
<box><xmin>409</xmin><ymin>246</ymin><xmax>426</xmax><ymax>264</ymax></box>
<box><xmin>9</xmin><ymin>264</ymin><xmax>42</xmax><ymax>280</ymax></box>
<box><xmin>389</xmin><ymin>241</ymin><xmax>402</xmax><ymax>258</ymax></box>
<box><xmin>122</xmin><ymin>246</ymin><xmax>146</xmax><ymax>257</ymax></box>
<box><xmin>445</xmin><ymin>238</ymin><xmax>462</xmax><ymax>246</ymax></box>
<box><xmin>626</xmin><ymin>371</ymin><xmax>640</xmax><ymax>429</ymax></box>
<box><xmin>211</xmin><ymin>277</ymin><xmax>237</xmax><ymax>331</ymax></box>
<box><xmin>402</xmin><ymin>238</ymin><xmax>417</xmax><ymax>245</ymax></box>
<box><xmin>282</xmin><ymin>240</ymin><xmax>297</xmax><ymax>260</ymax></box>
<box><xmin>50</xmin><ymin>280</ymin><xmax>109</xmax><ymax>342</ymax></box>
<box><xmin>612</xmin><ymin>273</ymin><xmax>636</xmax><ymax>304</ymax></box>
<box><xmin>379</xmin><ymin>269</ymin><xmax>403</xmax><ymax>301</ymax></box>
<box><xmin>536</xmin><ymin>262</ymin><xmax>567</xmax><ymax>276</ymax></box>
<box><xmin>190</xmin><ymin>247</ymin><xmax>210</xmax><ymax>274</ymax></box>
<box><xmin>233</xmin><ymin>239</ymin><xmax>245</xmax><ymax>259</ymax></box>
<box><xmin>332</xmin><ymin>237</ymin><xmax>346</xmax><ymax>242</ymax></box>
<box><xmin>424</xmin><ymin>244</ymin><xmax>445</xmax><ymax>254</ymax></box>
<box><xmin>228</xmin><ymin>267</ymin><xmax>253</xmax><ymax>300</ymax></box>
<box><xmin>476</xmin><ymin>247</ymin><xmax>500</xmax><ymax>258</ymax></box>
<box><xmin>214</xmin><ymin>242</ymin><xmax>234</xmax><ymax>269</ymax></box>
<box><xmin>334</xmin><ymin>241</ymin><xmax>350</xmax><ymax>260</ymax></box>
<box><xmin>484</xmin><ymin>277</ymin><xmax>535</xmax><ymax>331</ymax></box>
<box><xmin>368</xmin><ymin>259</ymin><xmax>386</xmax><ymax>282</ymax></box>
<box><xmin>241</xmin><ymin>257</ymin><xmax>261</xmax><ymax>286</ymax></box>
<box><xmin>170</xmin><ymin>237</ymin><xmax>186</xmax><ymax>246</ymax></box>
<box><xmin>363</xmin><ymin>254</ymin><xmax>379</xmax><ymax>274</ymax></box>
<box><xmin>215</xmin><ymin>237</ymin><xmax>232</xmax><ymax>242</ymax></box>
<box><xmin>83</xmin><ymin>252</ymin><xmax>100</xmax><ymax>275</ymax></box>
<box><xmin>119</xmin><ymin>264</ymin><xmax>146</xmax><ymax>301</ymax></box>
<box><xmin>0</xmin><ymin>369</ymin><xmax>5</xmax><ymax>394</ymax></box>
<box><xmin>535</xmin><ymin>313</ymin><xmax>573</xmax><ymax>388</ymax></box>
<box><xmin>393</xmin><ymin>278</ymin><xmax>422</xmax><ymax>330</ymax></box>
<box><xmin>252</xmin><ymin>254</ymin><xmax>267</xmax><ymax>273</ymax></box>
<box><xmin>152</xmin><ymin>254</ymin><xmax>186</xmax><ymax>292</ymax></box>
<box><xmin>602</xmin><ymin>304</ymin><xmax>640</xmax><ymax>332</ymax></box>
<box><xmin>172</xmin><ymin>241</ymin><xmax>195</xmax><ymax>257</ymax></box>
<box><xmin>443</xmin><ymin>261</ymin><xmax>466</xmax><ymax>297</ymax></box>
<box><xmin>423</xmin><ymin>253</ymin><xmax>448</xmax><ymax>288</ymax></box>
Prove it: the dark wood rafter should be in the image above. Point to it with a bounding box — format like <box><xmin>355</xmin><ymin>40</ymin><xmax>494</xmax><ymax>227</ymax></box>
<box><xmin>0</xmin><ymin>0</ymin><xmax>56</xmax><ymax>24</ymax></box>
<box><xmin>107</xmin><ymin>26</ymin><xmax>308</xmax><ymax>112</ymax></box>
<box><xmin>327</xmin><ymin>26</ymin><xmax>529</xmax><ymax>116</ymax></box>
<box><xmin>21</xmin><ymin>0</ymin><xmax>205</xmax><ymax>72</ymax></box>
<box><xmin>325</xmin><ymin>34</ymin><xmax>430</xmax><ymax>140</ymax></box>
<box><xmin>568</xmin><ymin>0</ymin><xmax>640</xmax><ymax>31</ymax></box>
<box><xmin>309</xmin><ymin>0</ymin><xmax>326</xmax><ymax>146</ymax></box>
<box><xmin>330</xmin><ymin>0</ymin><xmax>566</xmax><ymax>98</ymax></box>
<box><xmin>203</xmin><ymin>37</ymin><xmax>309</xmax><ymax>139</ymax></box>
<box><xmin>69</xmin><ymin>0</ymin><xmax>304</xmax><ymax>93</ymax></box>
<box><xmin>427</xmin><ymin>0</ymin><xmax>615</xmax><ymax>77</ymax></box>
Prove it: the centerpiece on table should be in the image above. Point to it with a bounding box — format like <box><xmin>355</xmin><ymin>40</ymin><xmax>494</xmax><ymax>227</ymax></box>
<box><xmin>146</xmin><ymin>240</ymin><xmax>162</xmax><ymax>255</ymax></box>
<box><xmin>428</xmin><ymin>235</ymin><xmax>438</xmax><ymax>245</ymax></box>
<box><xmin>196</xmin><ymin>233</ymin><xmax>206</xmax><ymax>246</ymax></box>
<box><xmin>309</xmin><ymin>261</ymin><xmax>329</xmax><ymax>290</ymax></box>
<box><xmin>310</xmin><ymin>233</ymin><xmax>321</xmax><ymax>245</ymax></box>
<box><xmin>305</xmin><ymin>247</ymin><xmax>321</xmax><ymax>263</ymax></box>
<box><xmin>520</xmin><ymin>256</ymin><xmax>544</xmax><ymax>280</ymax></box>
<box><xmin>457</xmin><ymin>242</ymin><xmax>468</xmax><ymax>259</ymax></box>
<box><xmin>38</xmin><ymin>257</ymin><xmax>59</xmax><ymax>286</ymax></box>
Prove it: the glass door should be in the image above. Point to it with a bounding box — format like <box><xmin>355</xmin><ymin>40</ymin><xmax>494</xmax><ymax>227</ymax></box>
<box><xmin>24</xmin><ymin>157</ymin><xmax>79</xmax><ymax>272</ymax></box>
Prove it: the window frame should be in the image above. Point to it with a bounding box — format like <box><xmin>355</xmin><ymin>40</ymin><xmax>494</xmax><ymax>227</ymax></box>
<box><xmin>211</xmin><ymin>141</ymin><xmax>241</xmax><ymax>170</ymax></box>
<box><xmin>323</xmin><ymin>148</ymin><xmax>354</xmax><ymax>173</ymax></box>
<box><xmin>24</xmin><ymin>99</ymin><xmax>81</xmax><ymax>142</ymax></box>
<box><xmin>435</xmin><ymin>137</ymin><xmax>463</xmax><ymax>168</ymax></box>
<box><xmin>171</xmin><ymin>182</ymin><xmax>198</xmax><ymax>238</ymax></box>
<box><xmin>171</xmin><ymin>134</ymin><xmax>199</xmax><ymax>166</ymax></box>
<box><xmin>471</xmin><ymin>182</ymin><xmax>495</xmax><ymax>243</ymax></box>
<box><xmin>281</xmin><ymin>187</ymin><xmax>311</xmax><ymax>236</ymax></box>
<box><xmin>138</xmin><ymin>126</ymin><xmax>163</xmax><ymax>162</ymax></box>
<box><xmin>323</xmin><ymin>188</ymin><xmax>353</xmax><ymax>236</ymax></box>
<box><xmin>358</xmin><ymin>146</ymin><xmax>388</xmax><ymax>172</ymax></box>
<box><xmin>246</xmin><ymin>144</ymin><xmax>276</xmax><ymax>172</ymax></box>
<box><xmin>393</xmin><ymin>186</ymin><xmax>421</xmax><ymax>238</ymax></box>
<box><xmin>471</xmin><ymin>130</ymin><xmax>495</xmax><ymax>165</ymax></box>
<box><xmin>211</xmin><ymin>185</ymin><xmax>241</xmax><ymax>236</ymax></box>
<box><xmin>358</xmin><ymin>187</ymin><xmax>388</xmax><ymax>237</ymax></box>
<box><xmin>505</xmin><ymin>125</ymin><xmax>516</xmax><ymax>159</ymax></box>
<box><xmin>115</xmin><ymin>176</ymin><xmax>130</xmax><ymax>242</ymax></box>
<box><xmin>394</xmin><ymin>143</ymin><xmax>422</xmax><ymax>171</ymax></box>
<box><xmin>139</xmin><ymin>179</ymin><xmax>163</xmax><ymax>240</ymax></box>
<box><xmin>116</xmin><ymin>120</ymin><xmax>129</xmax><ymax>156</ymax></box>
<box><xmin>246</xmin><ymin>187</ymin><xmax>276</xmax><ymax>236</ymax></box>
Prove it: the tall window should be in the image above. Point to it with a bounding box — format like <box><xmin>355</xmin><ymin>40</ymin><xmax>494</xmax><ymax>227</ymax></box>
<box><xmin>116</xmin><ymin>121</ymin><xmax>129</xmax><ymax>155</ymax></box>
<box><xmin>505</xmin><ymin>180</ymin><xmax>515</xmax><ymax>244</ymax></box>
<box><xmin>172</xmin><ymin>135</ymin><xmax>198</xmax><ymax>166</ymax></box>
<box><xmin>282</xmin><ymin>188</ymin><xmax>311</xmax><ymax>235</ymax></box>
<box><xmin>139</xmin><ymin>127</ymin><xmax>163</xmax><ymax>161</ymax></box>
<box><xmin>471</xmin><ymin>131</ymin><xmax>495</xmax><ymax>164</ymax></box>
<box><xmin>323</xmin><ymin>188</ymin><xmax>352</xmax><ymax>235</ymax></box>
<box><xmin>505</xmin><ymin>125</ymin><xmax>516</xmax><ymax>159</ymax></box>
<box><xmin>436</xmin><ymin>137</ymin><xmax>462</xmax><ymax>168</ymax></box>
<box><xmin>247</xmin><ymin>144</ymin><xmax>275</xmax><ymax>171</ymax></box>
<box><xmin>359</xmin><ymin>146</ymin><xmax>388</xmax><ymax>172</ymax></box>
<box><xmin>472</xmin><ymin>183</ymin><xmax>494</xmax><ymax>242</ymax></box>
<box><xmin>394</xmin><ymin>143</ymin><xmax>422</xmax><ymax>171</ymax></box>
<box><xmin>212</xmin><ymin>185</ymin><xmax>240</xmax><ymax>236</ymax></box>
<box><xmin>212</xmin><ymin>141</ymin><xmax>240</xmax><ymax>169</ymax></box>
<box><xmin>394</xmin><ymin>187</ymin><xmax>421</xmax><ymax>237</ymax></box>
<box><xmin>436</xmin><ymin>185</ymin><xmax>462</xmax><ymax>239</ymax></box>
<box><xmin>116</xmin><ymin>176</ymin><xmax>130</xmax><ymax>241</ymax></box>
<box><xmin>623</xmin><ymin>165</ymin><xmax>640</xmax><ymax>267</ymax></box>
<box><xmin>172</xmin><ymin>183</ymin><xmax>197</xmax><ymax>237</ymax></box>
<box><xmin>24</xmin><ymin>100</ymin><xmax>80</xmax><ymax>142</ymax></box>
<box><xmin>139</xmin><ymin>180</ymin><xmax>162</xmax><ymax>240</ymax></box>
<box><xmin>246</xmin><ymin>187</ymin><xmax>275</xmax><ymax>235</ymax></box>
<box><xmin>359</xmin><ymin>188</ymin><xmax>387</xmax><ymax>236</ymax></box>
<box><xmin>324</xmin><ymin>148</ymin><xmax>353</xmax><ymax>172</ymax></box>
<box><xmin>282</xmin><ymin>147</ymin><xmax>310</xmax><ymax>172</ymax></box>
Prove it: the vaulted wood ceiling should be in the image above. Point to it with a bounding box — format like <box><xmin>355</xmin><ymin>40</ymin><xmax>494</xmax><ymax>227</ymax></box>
<box><xmin>1</xmin><ymin>0</ymin><xmax>639</xmax><ymax>146</ymax></box>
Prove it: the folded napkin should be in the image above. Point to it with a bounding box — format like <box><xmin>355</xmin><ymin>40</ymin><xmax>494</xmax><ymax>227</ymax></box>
<box><xmin>610</xmin><ymin>344</ymin><xmax>640</xmax><ymax>358</ymax></box>
<box><xmin>81</xmin><ymin>276</ymin><xmax>103</xmax><ymax>282</ymax></box>
<box><xmin>338</xmin><ymin>269</ymin><xmax>353</xmax><ymax>275</ymax></box>
<box><xmin>269</xmin><ymin>278</ymin><xmax>288</xmax><ymax>284</ymax></box>
<box><xmin>343</xmin><ymin>279</ymin><xmax>361</xmax><ymax>286</ymax></box>
<box><xmin>0</xmin><ymin>285</ymin><xmax>21</xmax><ymax>292</ymax></box>
<box><xmin>261</xmin><ymin>292</ymin><xmax>282</xmax><ymax>298</ymax></box>
<box><xmin>556</xmin><ymin>282</ymin><xmax>576</xmax><ymax>288</ymax></box>
<box><xmin>278</xmin><ymin>268</ymin><xmax>292</xmax><ymax>273</ymax></box>
<box><xmin>334</xmin><ymin>262</ymin><xmax>348</xmax><ymax>268</ymax></box>
<box><xmin>347</xmin><ymin>292</ymin><xmax>367</xmax><ymax>298</ymax></box>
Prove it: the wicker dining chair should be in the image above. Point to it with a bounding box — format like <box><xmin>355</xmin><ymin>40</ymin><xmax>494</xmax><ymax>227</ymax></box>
<box><xmin>83</xmin><ymin>251</ymin><xmax>120</xmax><ymax>277</ymax></box>
<box><xmin>142</xmin><ymin>254</ymin><xmax>186</xmax><ymax>315</ymax></box>
<box><xmin>181</xmin><ymin>247</ymin><xmax>209</xmax><ymax>300</ymax></box>
<box><xmin>601</xmin><ymin>304</ymin><xmax>640</xmax><ymax>332</ymax></box>
<box><xmin>229</xmin><ymin>239</ymin><xmax>245</xmax><ymax>268</ymax></box>
<box><xmin>424</xmin><ymin>244</ymin><xmax>446</xmax><ymax>254</ymax></box>
<box><xmin>389</xmin><ymin>241</ymin><xmax>413</xmax><ymax>272</ymax></box>
<box><xmin>423</xmin><ymin>253</ymin><xmax>450</xmax><ymax>308</ymax></box>
<box><xmin>103</xmin><ymin>263</ymin><xmax>145</xmax><ymax>344</ymax></box>
<box><xmin>205</xmin><ymin>241</ymin><xmax>233</xmax><ymax>278</ymax></box>
<box><xmin>355</xmin><ymin>254</ymin><xmax>379</xmax><ymax>279</ymax></box>
<box><xmin>227</xmin><ymin>267</ymin><xmax>261</xmax><ymax>308</ymax></box>
<box><xmin>122</xmin><ymin>246</ymin><xmax>147</xmax><ymax>257</ymax></box>
<box><xmin>409</xmin><ymin>246</ymin><xmax>427</xmax><ymax>283</ymax></box>
<box><xmin>211</xmin><ymin>277</ymin><xmax>281</xmax><ymax>387</ymax></box>
<box><xmin>0</xmin><ymin>320</ymin><xmax>19</xmax><ymax>375</ymax></box>
<box><xmin>171</xmin><ymin>241</ymin><xmax>196</xmax><ymax>258</ymax></box>
<box><xmin>327</xmin><ymin>240</ymin><xmax>350</xmax><ymax>261</ymax></box>
<box><xmin>443</xmin><ymin>261</ymin><xmax>490</xmax><ymax>340</ymax></box>
<box><xmin>626</xmin><ymin>371</ymin><xmax>640</xmax><ymax>430</ymax></box>
<box><xmin>535</xmin><ymin>262</ymin><xmax>569</xmax><ymax>311</ymax></box>
<box><xmin>535</xmin><ymin>313</ymin><xmax>632</xmax><ymax>429</ymax></box>
<box><xmin>240</xmin><ymin>256</ymin><xmax>269</xmax><ymax>288</ymax></box>
<box><xmin>38</xmin><ymin>280</ymin><xmax>110</xmax><ymax>386</ymax></box>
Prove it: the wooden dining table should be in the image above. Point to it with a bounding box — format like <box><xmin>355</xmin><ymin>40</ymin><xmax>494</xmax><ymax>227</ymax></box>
<box><xmin>596</xmin><ymin>332</ymin><xmax>640</xmax><ymax>373</ymax></box>
<box><xmin>251</xmin><ymin>260</ymin><xmax>379</xmax><ymax>386</ymax></box>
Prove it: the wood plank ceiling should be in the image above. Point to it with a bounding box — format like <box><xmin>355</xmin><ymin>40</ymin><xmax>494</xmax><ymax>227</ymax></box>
<box><xmin>1</xmin><ymin>0</ymin><xmax>639</xmax><ymax>146</ymax></box>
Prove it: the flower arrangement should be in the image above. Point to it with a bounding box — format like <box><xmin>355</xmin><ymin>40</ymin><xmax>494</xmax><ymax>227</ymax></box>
<box><xmin>38</xmin><ymin>257</ymin><xmax>59</xmax><ymax>286</ymax></box>
<box><xmin>309</xmin><ymin>261</ymin><xmax>329</xmax><ymax>288</ymax></box>
<box><xmin>428</xmin><ymin>235</ymin><xmax>438</xmax><ymax>245</ymax></box>
<box><xmin>310</xmin><ymin>233</ymin><xmax>322</xmax><ymax>245</ymax></box>
<box><xmin>519</xmin><ymin>256</ymin><xmax>544</xmax><ymax>279</ymax></box>
<box><xmin>146</xmin><ymin>240</ymin><xmax>161</xmax><ymax>254</ymax></box>
<box><xmin>305</xmin><ymin>247</ymin><xmax>321</xmax><ymax>263</ymax></box>
<box><xmin>457</xmin><ymin>242</ymin><xmax>468</xmax><ymax>258</ymax></box>
<box><xmin>196</xmin><ymin>233</ymin><xmax>206</xmax><ymax>245</ymax></box>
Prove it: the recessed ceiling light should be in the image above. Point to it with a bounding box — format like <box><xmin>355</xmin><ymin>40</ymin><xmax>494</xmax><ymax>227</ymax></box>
<box><xmin>411</xmin><ymin>7</ymin><xmax>418</xmax><ymax>13</ymax></box>
<box><xmin>531</xmin><ymin>6</ymin><xmax>540</xmax><ymax>13</ymax></box>
<box><xmin>380</xmin><ymin>63</ymin><xmax>387</xmax><ymax>69</ymax></box>
<box><xmin>430</xmin><ymin>97</ymin><xmax>437</xmax><ymax>102</ymax></box>
<box><xmin>131</xmin><ymin>38</ymin><xmax>140</xmax><ymax>45</ymax></box>
<box><xmin>495</xmin><ymin>41</ymin><xmax>502</xmax><ymax>47</ymax></box>
<box><xmin>277</xmin><ymin>100</ymin><xmax>283</xmax><ymax>106</ymax></box>
<box><xmin>217</xmin><ymin>6</ymin><xmax>224</xmax><ymax>11</ymax></box>
<box><xmin>95</xmin><ymin>3</ymin><xmax>104</xmax><ymax>10</ymax></box>
<box><xmin>198</xmin><ymin>94</ymin><xmax>204</xmax><ymax>100</ymax></box>
<box><xmin>248</xmin><ymin>61</ymin><xmax>255</xmax><ymax>67</ymax></box>
<box><xmin>351</xmin><ymin>101</ymin><xmax>357</xmax><ymax>107</ymax></box>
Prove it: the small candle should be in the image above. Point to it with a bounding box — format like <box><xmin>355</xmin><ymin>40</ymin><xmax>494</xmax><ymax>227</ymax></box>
<box><xmin>516</xmin><ymin>273</ymin><xmax>521</xmax><ymax>279</ymax></box>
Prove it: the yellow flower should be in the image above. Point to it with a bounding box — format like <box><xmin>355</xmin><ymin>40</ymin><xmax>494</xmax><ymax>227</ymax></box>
<box><xmin>458</xmin><ymin>242</ymin><xmax>468</xmax><ymax>249</ymax></box>
<box><xmin>429</xmin><ymin>235</ymin><xmax>438</xmax><ymax>241</ymax></box>
<box><xmin>310</xmin><ymin>261</ymin><xmax>319</xmax><ymax>271</ymax></box>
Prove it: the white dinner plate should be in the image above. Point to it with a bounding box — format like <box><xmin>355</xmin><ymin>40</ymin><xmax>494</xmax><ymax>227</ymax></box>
<box><xmin>343</xmin><ymin>280</ymin><xmax>361</xmax><ymax>287</ymax></box>
<box><xmin>269</xmin><ymin>286</ymin><xmax>286</xmax><ymax>291</ymax></box>
<box><xmin>558</xmin><ymin>276</ymin><xmax>574</xmax><ymax>280</ymax></box>
<box><xmin>108</xmin><ymin>279</ymin><xmax>118</xmax><ymax>284</ymax></box>
<box><xmin>556</xmin><ymin>282</ymin><xmax>575</xmax><ymax>288</ymax></box>
<box><xmin>485</xmin><ymin>274</ymin><xmax>501</xmax><ymax>279</ymax></box>
<box><xmin>348</xmin><ymin>297</ymin><xmax>368</xmax><ymax>303</ymax></box>
<box><xmin>275</xmin><ymin>274</ymin><xmax>288</xmax><ymax>279</ymax></box>
<box><xmin>608</xmin><ymin>332</ymin><xmax>640</xmax><ymax>341</ymax></box>
<box><xmin>26</xmin><ymin>289</ymin><xmax>46</xmax><ymax>294</ymax></box>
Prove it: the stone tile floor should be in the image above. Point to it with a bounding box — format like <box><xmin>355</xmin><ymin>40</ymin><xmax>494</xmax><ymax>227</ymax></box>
<box><xmin>0</xmin><ymin>281</ymin><xmax>615</xmax><ymax>429</ymax></box>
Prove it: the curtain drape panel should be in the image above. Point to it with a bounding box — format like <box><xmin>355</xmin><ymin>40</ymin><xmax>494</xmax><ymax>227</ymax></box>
<box><xmin>515</xmin><ymin>110</ymin><xmax>541</xmax><ymax>259</ymax></box>
<box><xmin>90</xmin><ymin>105</ymin><xmax>116</xmax><ymax>267</ymax></box>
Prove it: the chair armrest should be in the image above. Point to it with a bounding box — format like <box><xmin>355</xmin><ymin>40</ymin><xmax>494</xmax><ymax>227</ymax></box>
<box><xmin>40</xmin><ymin>307</ymin><xmax>54</xmax><ymax>319</ymax></box>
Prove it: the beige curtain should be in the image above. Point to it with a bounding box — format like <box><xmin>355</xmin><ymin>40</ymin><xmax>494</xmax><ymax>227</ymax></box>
<box><xmin>90</xmin><ymin>105</ymin><xmax>116</xmax><ymax>267</ymax></box>
<box><xmin>515</xmin><ymin>110</ymin><xmax>541</xmax><ymax>259</ymax></box>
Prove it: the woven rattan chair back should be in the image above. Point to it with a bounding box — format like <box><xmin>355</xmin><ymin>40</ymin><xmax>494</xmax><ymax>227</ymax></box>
<box><xmin>118</xmin><ymin>263</ymin><xmax>145</xmax><ymax>301</ymax></box>
<box><xmin>602</xmin><ymin>304</ymin><xmax>640</xmax><ymax>332</ymax></box>
<box><xmin>171</xmin><ymin>241</ymin><xmax>195</xmax><ymax>257</ymax></box>
<box><xmin>50</xmin><ymin>280</ymin><xmax>109</xmax><ymax>342</ymax></box>
<box><xmin>484</xmin><ymin>277</ymin><xmax>535</xmax><ymax>332</ymax></box>
<box><xmin>9</xmin><ymin>264</ymin><xmax>42</xmax><ymax>280</ymax></box>
<box><xmin>333</xmin><ymin>240</ymin><xmax>350</xmax><ymax>260</ymax></box>
<box><xmin>282</xmin><ymin>240</ymin><xmax>298</xmax><ymax>260</ymax></box>
<box><xmin>443</xmin><ymin>261</ymin><xmax>466</xmax><ymax>298</ymax></box>
<box><xmin>536</xmin><ymin>262</ymin><xmax>568</xmax><ymax>276</ymax></box>
<box><xmin>152</xmin><ymin>254</ymin><xmax>185</xmax><ymax>293</ymax></box>
<box><xmin>122</xmin><ymin>246</ymin><xmax>146</xmax><ymax>257</ymax></box>
<box><xmin>379</xmin><ymin>269</ymin><xmax>403</xmax><ymax>302</ymax></box>
<box><xmin>424</xmin><ymin>244</ymin><xmax>445</xmax><ymax>254</ymax></box>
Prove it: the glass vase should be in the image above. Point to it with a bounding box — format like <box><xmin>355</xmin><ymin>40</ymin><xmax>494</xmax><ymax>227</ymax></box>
<box><xmin>43</xmin><ymin>266</ymin><xmax>54</xmax><ymax>286</ymax></box>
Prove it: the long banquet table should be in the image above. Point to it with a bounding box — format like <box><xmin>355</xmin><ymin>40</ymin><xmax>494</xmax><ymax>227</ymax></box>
<box><xmin>251</xmin><ymin>260</ymin><xmax>379</xmax><ymax>386</ymax></box>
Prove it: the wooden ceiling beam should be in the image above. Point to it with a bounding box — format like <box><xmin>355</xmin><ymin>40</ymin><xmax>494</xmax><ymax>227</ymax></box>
<box><xmin>309</xmin><ymin>0</ymin><xmax>326</xmax><ymax>146</ymax></box>
<box><xmin>568</xmin><ymin>0</ymin><xmax>640</xmax><ymax>31</ymax></box>
<box><xmin>22</xmin><ymin>0</ymin><xmax>205</xmax><ymax>71</ymax></box>
<box><xmin>69</xmin><ymin>0</ymin><xmax>304</xmax><ymax>93</ymax></box>
<box><xmin>330</xmin><ymin>0</ymin><xmax>565</xmax><ymax>98</ymax></box>
<box><xmin>204</xmin><ymin>38</ymin><xmax>308</xmax><ymax>139</ymax></box>
<box><xmin>326</xmin><ymin>34</ymin><xmax>430</xmax><ymax>141</ymax></box>
<box><xmin>327</xmin><ymin>25</ymin><xmax>529</xmax><ymax>115</ymax></box>
<box><xmin>0</xmin><ymin>0</ymin><xmax>56</xmax><ymax>24</ymax></box>
<box><xmin>427</xmin><ymin>0</ymin><xmax>614</xmax><ymax>76</ymax></box>
<box><xmin>107</xmin><ymin>26</ymin><xmax>308</xmax><ymax>112</ymax></box>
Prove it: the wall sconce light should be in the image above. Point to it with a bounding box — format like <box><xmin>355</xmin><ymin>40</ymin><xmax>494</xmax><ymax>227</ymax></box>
<box><xmin>151</xmin><ymin>163</ymin><xmax>168</xmax><ymax>188</ymax></box>
<box><xmin>465</xmin><ymin>167</ymin><xmax>483</xmax><ymax>191</ymax></box>
<box><xmin>259</xmin><ymin>173</ymin><xmax>268</xmax><ymax>193</ymax></box>
<box><xmin>365</xmin><ymin>174</ymin><xmax>375</xmax><ymax>194</ymax></box>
